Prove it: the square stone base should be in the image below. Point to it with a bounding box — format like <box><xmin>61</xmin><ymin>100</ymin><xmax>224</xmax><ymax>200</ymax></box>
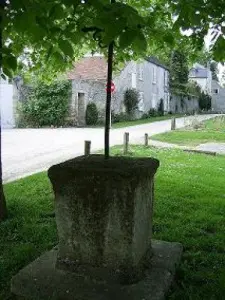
<box><xmin>11</xmin><ymin>240</ymin><xmax>182</xmax><ymax>300</ymax></box>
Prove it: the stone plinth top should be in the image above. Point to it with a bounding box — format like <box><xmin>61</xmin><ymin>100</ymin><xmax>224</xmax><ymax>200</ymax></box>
<box><xmin>48</xmin><ymin>155</ymin><xmax>160</xmax><ymax>181</ymax></box>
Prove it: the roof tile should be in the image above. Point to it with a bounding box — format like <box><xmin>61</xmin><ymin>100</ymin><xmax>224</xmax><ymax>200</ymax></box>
<box><xmin>68</xmin><ymin>57</ymin><xmax>108</xmax><ymax>80</ymax></box>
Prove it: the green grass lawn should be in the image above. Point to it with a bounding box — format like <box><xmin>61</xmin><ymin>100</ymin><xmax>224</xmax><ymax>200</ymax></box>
<box><xmin>151</xmin><ymin>116</ymin><xmax>225</xmax><ymax>146</ymax></box>
<box><xmin>112</xmin><ymin>114</ymin><xmax>182</xmax><ymax>129</ymax></box>
<box><xmin>1</xmin><ymin>146</ymin><xmax>225</xmax><ymax>299</ymax></box>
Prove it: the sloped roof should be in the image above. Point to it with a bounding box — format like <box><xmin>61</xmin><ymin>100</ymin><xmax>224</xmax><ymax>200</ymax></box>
<box><xmin>145</xmin><ymin>56</ymin><xmax>169</xmax><ymax>71</ymax></box>
<box><xmin>189</xmin><ymin>67</ymin><xmax>208</xmax><ymax>78</ymax></box>
<box><xmin>68</xmin><ymin>56</ymin><xmax>169</xmax><ymax>81</ymax></box>
<box><xmin>67</xmin><ymin>57</ymin><xmax>107</xmax><ymax>80</ymax></box>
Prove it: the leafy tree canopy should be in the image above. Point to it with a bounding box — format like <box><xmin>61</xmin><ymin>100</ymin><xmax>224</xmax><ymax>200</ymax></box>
<box><xmin>210</xmin><ymin>61</ymin><xmax>219</xmax><ymax>81</ymax></box>
<box><xmin>1</xmin><ymin>0</ymin><xmax>225</xmax><ymax>78</ymax></box>
<box><xmin>170</xmin><ymin>50</ymin><xmax>189</xmax><ymax>95</ymax></box>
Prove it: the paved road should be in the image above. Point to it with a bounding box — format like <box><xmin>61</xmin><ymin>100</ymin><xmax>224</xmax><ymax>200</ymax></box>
<box><xmin>2</xmin><ymin>114</ymin><xmax>219</xmax><ymax>183</ymax></box>
<box><xmin>196</xmin><ymin>143</ymin><xmax>225</xmax><ymax>154</ymax></box>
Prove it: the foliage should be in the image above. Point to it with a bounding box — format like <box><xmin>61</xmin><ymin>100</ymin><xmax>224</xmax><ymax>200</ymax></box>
<box><xmin>210</xmin><ymin>61</ymin><xmax>219</xmax><ymax>81</ymax></box>
<box><xmin>171</xmin><ymin>0</ymin><xmax>225</xmax><ymax>61</ymax></box>
<box><xmin>124</xmin><ymin>88</ymin><xmax>139</xmax><ymax>115</ymax></box>
<box><xmin>111</xmin><ymin>112</ymin><xmax>130</xmax><ymax>123</ymax></box>
<box><xmin>170</xmin><ymin>50</ymin><xmax>189</xmax><ymax>96</ymax></box>
<box><xmin>141</xmin><ymin>113</ymin><xmax>149</xmax><ymax>119</ymax></box>
<box><xmin>1</xmin><ymin>0</ymin><xmax>176</xmax><ymax>78</ymax></box>
<box><xmin>85</xmin><ymin>102</ymin><xmax>99</xmax><ymax>126</ymax></box>
<box><xmin>199</xmin><ymin>92</ymin><xmax>212</xmax><ymax>111</ymax></box>
<box><xmin>2</xmin><ymin>0</ymin><xmax>225</xmax><ymax>79</ymax></box>
<box><xmin>196</xmin><ymin>50</ymin><xmax>213</xmax><ymax>68</ymax></box>
<box><xmin>17</xmin><ymin>80</ymin><xmax>71</xmax><ymax>127</ymax></box>
<box><xmin>148</xmin><ymin>108</ymin><xmax>158</xmax><ymax>117</ymax></box>
<box><xmin>186</xmin><ymin>81</ymin><xmax>202</xmax><ymax>98</ymax></box>
<box><xmin>158</xmin><ymin>98</ymin><xmax>164</xmax><ymax>116</ymax></box>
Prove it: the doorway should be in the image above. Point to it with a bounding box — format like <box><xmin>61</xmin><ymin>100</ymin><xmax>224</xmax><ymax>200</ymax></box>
<box><xmin>77</xmin><ymin>93</ymin><xmax>86</xmax><ymax>126</ymax></box>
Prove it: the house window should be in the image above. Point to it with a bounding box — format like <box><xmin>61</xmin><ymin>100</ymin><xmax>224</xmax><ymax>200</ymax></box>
<box><xmin>153</xmin><ymin>66</ymin><xmax>157</xmax><ymax>84</ymax></box>
<box><xmin>164</xmin><ymin>71</ymin><xmax>168</xmax><ymax>87</ymax></box>
<box><xmin>139</xmin><ymin>65</ymin><xmax>144</xmax><ymax>80</ymax></box>
<box><xmin>138</xmin><ymin>92</ymin><xmax>144</xmax><ymax>111</ymax></box>
<box><xmin>152</xmin><ymin>93</ymin><xmax>157</xmax><ymax>108</ymax></box>
<box><xmin>213</xmin><ymin>89</ymin><xmax>219</xmax><ymax>94</ymax></box>
<box><xmin>131</xmin><ymin>72</ymin><xmax>137</xmax><ymax>88</ymax></box>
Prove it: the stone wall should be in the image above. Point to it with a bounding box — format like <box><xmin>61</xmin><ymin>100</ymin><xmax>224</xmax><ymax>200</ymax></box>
<box><xmin>211</xmin><ymin>80</ymin><xmax>225</xmax><ymax>112</ymax></box>
<box><xmin>170</xmin><ymin>94</ymin><xmax>199</xmax><ymax>113</ymax></box>
<box><xmin>71</xmin><ymin>79</ymin><xmax>106</xmax><ymax>125</ymax></box>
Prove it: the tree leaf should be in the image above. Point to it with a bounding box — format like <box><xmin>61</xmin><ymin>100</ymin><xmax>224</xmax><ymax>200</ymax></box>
<box><xmin>119</xmin><ymin>29</ymin><xmax>137</xmax><ymax>50</ymax></box>
<box><xmin>5</xmin><ymin>55</ymin><xmax>17</xmax><ymax>71</ymax></box>
<box><xmin>2</xmin><ymin>67</ymin><xmax>13</xmax><ymax>79</ymax></box>
<box><xmin>132</xmin><ymin>32</ymin><xmax>147</xmax><ymax>54</ymax></box>
<box><xmin>58</xmin><ymin>40</ymin><xmax>74</xmax><ymax>58</ymax></box>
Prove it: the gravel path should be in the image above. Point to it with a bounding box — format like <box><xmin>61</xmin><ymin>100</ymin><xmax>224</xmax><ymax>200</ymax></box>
<box><xmin>2</xmin><ymin>114</ymin><xmax>220</xmax><ymax>183</ymax></box>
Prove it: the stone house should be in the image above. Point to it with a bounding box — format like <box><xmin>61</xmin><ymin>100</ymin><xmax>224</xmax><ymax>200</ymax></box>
<box><xmin>67</xmin><ymin>56</ymin><xmax>170</xmax><ymax>126</ymax></box>
<box><xmin>211</xmin><ymin>80</ymin><xmax>225</xmax><ymax>112</ymax></box>
<box><xmin>189</xmin><ymin>63</ymin><xmax>225</xmax><ymax>112</ymax></box>
<box><xmin>189</xmin><ymin>63</ymin><xmax>212</xmax><ymax>95</ymax></box>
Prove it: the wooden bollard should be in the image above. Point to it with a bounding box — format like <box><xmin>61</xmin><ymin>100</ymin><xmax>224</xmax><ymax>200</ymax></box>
<box><xmin>84</xmin><ymin>140</ymin><xmax>91</xmax><ymax>156</ymax></box>
<box><xmin>123</xmin><ymin>132</ymin><xmax>129</xmax><ymax>155</ymax></box>
<box><xmin>145</xmin><ymin>133</ymin><xmax>148</xmax><ymax>146</ymax></box>
<box><xmin>171</xmin><ymin>118</ymin><xmax>176</xmax><ymax>130</ymax></box>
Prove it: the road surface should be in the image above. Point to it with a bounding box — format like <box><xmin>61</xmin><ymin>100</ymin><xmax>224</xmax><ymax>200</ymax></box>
<box><xmin>2</xmin><ymin>114</ymin><xmax>219</xmax><ymax>183</ymax></box>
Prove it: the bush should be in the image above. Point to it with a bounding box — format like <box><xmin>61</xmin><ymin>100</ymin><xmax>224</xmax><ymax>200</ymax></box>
<box><xmin>148</xmin><ymin>108</ymin><xmax>158</xmax><ymax>117</ymax></box>
<box><xmin>199</xmin><ymin>92</ymin><xmax>212</xmax><ymax>111</ymax></box>
<box><xmin>17</xmin><ymin>80</ymin><xmax>71</xmax><ymax>127</ymax></box>
<box><xmin>158</xmin><ymin>98</ymin><xmax>164</xmax><ymax>116</ymax></box>
<box><xmin>141</xmin><ymin>113</ymin><xmax>149</xmax><ymax>119</ymax></box>
<box><xmin>111</xmin><ymin>112</ymin><xmax>130</xmax><ymax>123</ymax></box>
<box><xmin>124</xmin><ymin>88</ymin><xmax>139</xmax><ymax>115</ymax></box>
<box><xmin>85</xmin><ymin>102</ymin><xmax>99</xmax><ymax>125</ymax></box>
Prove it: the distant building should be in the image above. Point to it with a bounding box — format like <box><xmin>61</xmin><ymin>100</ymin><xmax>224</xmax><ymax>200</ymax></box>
<box><xmin>189</xmin><ymin>63</ymin><xmax>212</xmax><ymax>95</ymax></box>
<box><xmin>67</xmin><ymin>56</ymin><xmax>170</xmax><ymax>126</ymax></box>
<box><xmin>189</xmin><ymin>63</ymin><xmax>225</xmax><ymax>112</ymax></box>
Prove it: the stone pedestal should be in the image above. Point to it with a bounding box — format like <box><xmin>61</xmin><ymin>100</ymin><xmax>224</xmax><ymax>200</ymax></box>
<box><xmin>48</xmin><ymin>155</ymin><xmax>159</xmax><ymax>283</ymax></box>
<box><xmin>11</xmin><ymin>155</ymin><xmax>183</xmax><ymax>300</ymax></box>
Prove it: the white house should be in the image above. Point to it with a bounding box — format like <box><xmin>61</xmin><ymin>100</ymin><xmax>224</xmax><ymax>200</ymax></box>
<box><xmin>189</xmin><ymin>63</ymin><xmax>212</xmax><ymax>95</ymax></box>
<box><xmin>0</xmin><ymin>77</ymin><xmax>15</xmax><ymax>129</ymax></box>
<box><xmin>189</xmin><ymin>63</ymin><xmax>225</xmax><ymax>112</ymax></box>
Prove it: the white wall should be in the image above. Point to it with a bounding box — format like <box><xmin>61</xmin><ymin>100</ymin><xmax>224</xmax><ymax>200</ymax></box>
<box><xmin>189</xmin><ymin>68</ymin><xmax>212</xmax><ymax>95</ymax></box>
<box><xmin>0</xmin><ymin>79</ymin><xmax>15</xmax><ymax>129</ymax></box>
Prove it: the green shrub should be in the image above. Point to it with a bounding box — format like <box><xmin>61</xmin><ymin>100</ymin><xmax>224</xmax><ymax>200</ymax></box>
<box><xmin>124</xmin><ymin>88</ymin><xmax>139</xmax><ymax>115</ymax></box>
<box><xmin>85</xmin><ymin>102</ymin><xmax>99</xmax><ymax>125</ymax></box>
<box><xmin>158</xmin><ymin>98</ymin><xmax>164</xmax><ymax>116</ymax></box>
<box><xmin>141</xmin><ymin>113</ymin><xmax>149</xmax><ymax>119</ymax></box>
<box><xmin>111</xmin><ymin>112</ymin><xmax>130</xmax><ymax>123</ymax></box>
<box><xmin>148</xmin><ymin>108</ymin><xmax>158</xmax><ymax>117</ymax></box>
<box><xmin>199</xmin><ymin>92</ymin><xmax>212</xmax><ymax>111</ymax></box>
<box><xmin>17</xmin><ymin>80</ymin><xmax>71</xmax><ymax>127</ymax></box>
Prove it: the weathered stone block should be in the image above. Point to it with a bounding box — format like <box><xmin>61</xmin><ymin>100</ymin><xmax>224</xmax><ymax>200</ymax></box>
<box><xmin>48</xmin><ymin>155</ymin><xmax>159</xmax><ymax>283</ymax></box>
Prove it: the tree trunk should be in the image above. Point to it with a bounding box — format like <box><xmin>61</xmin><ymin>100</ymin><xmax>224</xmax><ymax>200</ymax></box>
<box><xmin>104</xmin><ymin>0</ymin><xmax>115</xmax><ymax>159</ymax></box>
<box><xmin>0</xmin><ymin>0</ymin><xmax>7</xmax><ymax>221</ymax></box>
<box><xmin>104</xmin><ymin>40</ymin><xmax>114</xmax><ymax>159</ymax></box>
